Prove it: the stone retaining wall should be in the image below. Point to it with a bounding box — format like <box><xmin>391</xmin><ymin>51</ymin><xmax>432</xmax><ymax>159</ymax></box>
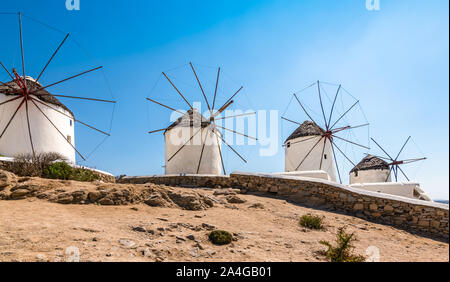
<box><xmin>119</xmin><ymin>172</ymin><xmax>449</xmax><ymax>239</ymax></box>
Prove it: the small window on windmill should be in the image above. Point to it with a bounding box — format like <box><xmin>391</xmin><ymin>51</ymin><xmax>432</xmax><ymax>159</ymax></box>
<box><xmin>67</xmin><ymin>135</ymin><xmax>72</xmax><ymax>144</ymax></box>
<box><xmin>324</xmin><ymin>154</ymin><xmax>327</xmax><ymax>160</ymax></box>
<box><xmin>70</xmin><ymin>120</ymin><xmax>73</xmax><ymax>126</ymax></box>
<box><xmin>287</xmin><ymin>142</ymin><xmax>291</xmax><ymax>148</ymax></box>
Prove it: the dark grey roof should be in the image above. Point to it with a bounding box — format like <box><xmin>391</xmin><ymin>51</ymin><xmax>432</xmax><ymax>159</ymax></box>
<box><xmin>0</xmin><ymin>77</ymin><xmax>74</xmax><ymax>117</ymax></box>
<box><xmin>165</xmin><ymin>108</ymin><xmax>210</xmax><ymax>132</ymax></box>
<box><xmin>350</xmin><ymin>155</ymin><xmax>390</xmax><ymax>173</ymax></box>
<box><xmin>285</xmin><ymin>120</ymin><xmax>324</xmax><ymax>143</ymax></box>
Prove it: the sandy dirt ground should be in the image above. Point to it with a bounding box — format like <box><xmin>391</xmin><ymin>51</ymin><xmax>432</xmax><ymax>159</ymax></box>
<box><xmin>0</xmin><ymin>190</ymin><xmax>448</xmax><ymax>262</ymax></box>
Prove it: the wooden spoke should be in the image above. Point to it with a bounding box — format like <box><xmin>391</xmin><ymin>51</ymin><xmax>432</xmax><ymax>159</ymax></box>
<box><xmin>212</xmin><ymin>67</ymin><xmax>220</xmax><ymax>111</ymax></box>
<box><xmin>35</xmin><ymin>33</ymin><xmax>70</xmax><ymax>84</ymax></box>
<box><xmin>329</xmin><ymin>100</ymin><xmax>359</xmax><ymax>130</ymax></box>
<box><xmin>331</xmin><ymin>142</ymin><xmax>342</xmax><ymax>184</ymax></box>
<box><xmin>385</xmin><ymin>166</ymin><xmax>393</xmax><ymax>182</ymax></box>
<box><xmin>212</xmin><ymin>130</ymin><xmax>247</xmax><ymax>163</ymax></box>
<box><xmin>331</xmin><ymin>140</ymin><xmax>356</xmax><ymax>167</ymax></box>
<box><xmin>31</xmin><ymin>97</ymin><xmax>110</xmax><ymax>136</ymax></box>
<box><xmin>216</xmin><ymin>125</ymin><xmax>257</xmax><ymax>140</ymax></box>
<box><xmin>34</xmin><ymin>93</ymin><xmax>116</xmax><ymax>103</ymax></box>
<box><xmin>0</xmin><ymin>98</ymin><xmax>25</xmax><ymax>139</ymax></box>
<box><xmin>162</xmin><ymin>72</ymin><xmax>193</xmax><ymax>109</ymax></box>
<box><xmin>289</xmin><ymin>135</ymin><xmax>319</xmax><ymax>146</ymax></box>
<box><xmin>30</xmin><ymin>99</ymin><xmax>86</xmax><ymax>160</ymax></box>
<box><xmin>222</xmin><ymin>86</ymin><xmax>243</xmax><ymax>109</ymax></box>
<box><xmin>215</xmin><ymin>112</ymin><xmax>256</xmax><ymax>121</ymax></box>
<box><xmin>0</xmin><ymin>95</ymin><xmax>22</xmax><ymax>107</ymax></box>
<box><xmin>167</xmin><ymin>127</ymin><xmax>203</xmax><ymax>162</ymax></box>
<box><xmin>295</xmin><ymin>136</ymin><xmax>324</xmax><ymax>171</ymax></box>
<box><xmin>213</xmin><ymin>127</ymin><xmax>226</xmax><ymax>175</ymax></box>
<box><xmin>371</xmin><ymin>138</ymin><xmax>395</xmax><ymax>161</ymax></box>
<box><xmin>328</xmin><ymin>84</ymin><xmax>341</xmax><ymax>127</ymax></box>
<box><xmin>18</xmin><ymin>12</ymin><xmax>26</xmax><ymax>78</ymax></box>
<box><xmin>395</xmin><ymin>136</ymin><xmax>411</xmax><ymax>161</ymax></box>
<box><xmin>317</xmin><ymin>81</ymin><xmax>328</xmax><ymax>129</ymax></box>
<box><xmin>25</xmin><ymin>99</ymin><xmax>35</xmax><ymax>157</ymax></box>
<box><xmin>333</xmin><ymin>135</ymin><xmax>370</xmax><ymax>150</ymax></box>
<box><xmin>189</xmin><ymin>62</ymin><xmax>211</xmax><ymax>112</ymax></box>
<box><xmin>149</xmin><ymin>128</ymin><xmax>169</xmax><ymax>134</ymax></box>
<box><xmin>146</xmin><ymin>98</ymin><xmax>186</xmax><ymax>115</ymax></box>
<box><xmin>281</xmin><ymin>116</ymin><xmax>301</xmax><ymax>126</ymax></box>
<box><xmin>196</xmin><ymin>126</ymin><xmax>211</xmax><ymax>174</ymax></box>
<box><xmin>0</xmin><ymin>61</ymin><xmax>15</xmax><ymax>81</ymax></box>
<box><xmin>293</xmin><ymin>93</ymin><xmax>320</xmax><ymax>127</ymax></box>
<box><xmin>397</xmin><ymin>166</ymin><xmax>410</xmax><ymax>182</ymax></box>
<box><xmin>214</xmin><ymin>100</ymin><xmax>234</xmax><ymax>117</ymax></box>
<box><xmin>30</xmin><ymin>66</ymin><xmax>103</xmax><ymax>94</ymax></box>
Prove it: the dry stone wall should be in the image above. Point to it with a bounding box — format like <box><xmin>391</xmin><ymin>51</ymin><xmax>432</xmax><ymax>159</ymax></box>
<box><xmin>119</xmin><ymin>172</ymin><xmax>449</xmax><ymax>239</ymax></box>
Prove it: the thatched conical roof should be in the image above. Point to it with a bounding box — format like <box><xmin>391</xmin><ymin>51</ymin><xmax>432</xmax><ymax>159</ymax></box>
<box><xmin>165</xmin><ymin>108</ymin><xmax>210</xmax><ymax>132</ymax></box>
<box><xmin>350</xmin><ymin>155</ymin><xmax>390</xmax><ymax>173</ymax></box>
<box><xmin>285</xmin><ymin>120</ymin><xmax>324</xmax><ymax>143</ymax></box>
<box><xmin>0</xmin><ymin>77</ymin><xmax>74</xmax><ymax>117</ymax></box>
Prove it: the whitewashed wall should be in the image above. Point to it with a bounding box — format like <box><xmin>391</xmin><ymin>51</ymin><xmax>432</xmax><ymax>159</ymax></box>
<box><xmin>349</xmin><ymin>182</ymin><xmax>427</xmax><ymax>200</ymax></box>
<box><xmin>285</xmin><ymin>135</ymin><xmax>337</xmax><ymax>182</ymax></box>
<box><xmin>164</xmin><ymin>126</ymin><xmax>222</xmax><ymax>175</ymax></box>
<box><xmin>0</xmin><ymin>94</ymin><xmax>76</xmax><ymax>163</ymax></box>
<box><xmin>350</xmin><ymin>169</ymin><xmax>391</xmax><ymax>184</ymax></box>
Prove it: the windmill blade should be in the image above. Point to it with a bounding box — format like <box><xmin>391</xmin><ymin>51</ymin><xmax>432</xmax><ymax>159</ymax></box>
<box><xmin>317</xmin><ymin>81</ymin><xmax>328</xmax><ymax>129</ymax></box>
<box><xmin>333</xmin><ymin>135</ymin><xmax>370</xmax><ymax>150</ymax></box>
<box><xmin>395</xmin><ymin>136</ymin><xmax>411</xmax><ymax>161</ymax></box>
<box><xmin>213</xmin><ymin>128</ymin><xmax>226</xmax><ymax>175</ymax></box>
<box><xmin>29</xmin><ymin>66</ymin><xmax>103</xmax><ymax>94</ymax></box>
<box><xmin>162</xmin><ymin>72</ymin><xmax>193</xmax><ymax>110</ymax></box>
<box><xmin>35</xmin><ymin>33</ymin><xmax>70</xmax><ymax>84</ymax></box>
<box><xmin>289</xmin><ymin>135</ymin><xmax>318</xmax><ymax>146</ymax></box>
<box><xmin>319</xmin><ymin>138</ymin><xmax>327</xmax><ymax>170</ymax></box>
<box><xmin>281</xmin><ymin>116</ymin><xmax>301</xmax><ymax>126</ymax></box>
<box><xmin>149</xmin><ymin>128</ymin><xmax>169</xmax><ymax>134</ymax></box>
<box><xmin>329</xmin><ymin>100</ymin><xmax>359</xmax><ymax>130</ymax></box>
<box><xmin>332</xmin><ymin>123</ymin><xmax>369</xmax><ymax>133</ymax></box>
<box><xmin>212</xmin><ymin>130</ymin><xmax>247</xmax><ymax>163</ymax></box>
<box><xmin>371</xmin><ymin>138</ymin><xmax>395</xmax><ymax>161</ymax></box>
<box><xmin>214</xmin><ymin>100</ymin><xmax>234</xmax><ymax>117</ymax></box>
<box><xmin>216</xmin><ymin>125</ymin><xmax>257</xmax><ymax>140</ymax></box>
<box><xmin>146</xmin><ymin>98</ymin><xmax>186</xmax><ymax>115</ymax></box>
<box><xmin>331</xmin><ymin>140</ymin><xmax>356</xmax><ymax>167</ymax></box>
<box><xmin>189</xmin><ymin>62</ymin><xmax>211</xmax><ymax>112</ymax></box>
<box><xmin>327</xmin><ymin>84</ymin><xmax>341</xmax><ymax>127</ymax></box>
<box><xmin>331</xmin><ymin>142</ymin><xmax>342</xmax><ymax>184</ymax></box>
<box><xmin>295</xmin><ymin>136</ymin><xmax>324</xmax><ymax>170</ymax></box>
<box><xmin>397</xmin><ymin>165</ymin><xmax>410</xmax><ymax>182</ymax></box>
<box><xmin>34</xmin><ymin>93</ymin><xmax>116</xmax><ymax>103</ymax></box>
<box><xmin>293</xmin><ymin>93</ymin><xmax>320</xmax><ymax>127</ymax></box>
<box><xmin>0</xmin><ymin>98</ymin><xmax>25</xmax><ymax>139</ymax></box>
<box><xmin>167</xmin><ymin>127</ymin><xmax>203</xmax><ymax>162</ymax></box>
<box><xmin>30</xmin><ymin>99</ymin><xmax>86</xmax><ymax>160</ymax></box>
<box><xmin>25</xmin><ymin>99</ymin><xmax>35</xmax><ymax>157</ymax></box>
<box><xmin>0</xmin><ymin>95</ymin><xmax>22</xmax><ymax>107</ymax></box>
<box><xmin>401</xmin><ymin>157</ymin><xmax>427</xmax><ymax>164</ymax></box>
<box><xmin>215</xmin><ymin>111</ymin><xmax>256</xmax><ymax>121</ymax></box>
<box><xmin>385</xmin><ymin>166</ymin><xmax>393</xmax><ymax>182</ymax></box>
<box><xmin>31</xmin><ymin>97</ymin><xmax>110</xmax><ymax>136</ymax></box>
<box><xmin>222</xmin><ymin>86</ymin><xmax>243</xmax><ymax>108</ymax></box>
<box><xmin>18</xmin><ymin>12</ymin><xmax>26</xmax><ymax>78</ymax></box>
<box><xmin>212</xmin><ymin>67</ymin><xmax>220</xmax><ymax>111</ymax></box>
<box><xmin>393</xmin><ymin>165</ymin><xmax>399</xmax><ymax>182</ymax></box>
<box><xmin>0</xmin><ymin>61</ymin><xmax>15</xmax><ymax>81</ymax></box>
<box><xmin>196</xmin><ymin>126</ymin><xmax>211</xmax><ymax>174</ymax></box>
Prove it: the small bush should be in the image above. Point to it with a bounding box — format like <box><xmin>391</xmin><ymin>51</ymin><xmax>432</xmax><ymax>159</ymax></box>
<box><xmin>42</xmin><ymin>162</ymin><xmax>73</xmax><ymax>180</ymax></box>
<box><xmin>300</xmin><ymin>214</ymin><xmax>324</xmax><ymax>230</ymax></box>
<box><xmin>70</xmin><ymin>167</ymin><xmax>99</xmax><ymax>182</ymax></box>
<box><xmin>209</xmin><ymin>230</ymin><xmax>233</xmax><ymax>245</ymax></box>
<box><xmin>6</xmin><ymin>152</ymin><xmax>66</xmax><ymax>177</ymax></box>
<box><xmin>319</xmin><ymin>227</ymin><xmax>366</xmax><ymax>262</ymax></box>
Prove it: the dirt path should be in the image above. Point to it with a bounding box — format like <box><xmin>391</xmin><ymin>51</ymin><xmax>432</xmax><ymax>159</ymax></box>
<box><xmin>0</xmin><ymin>192</ymin><xmax>448</xmax><ymax>262</ymax></box>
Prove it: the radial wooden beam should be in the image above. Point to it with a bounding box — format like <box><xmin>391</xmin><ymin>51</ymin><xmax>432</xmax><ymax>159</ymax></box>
<box><xmin>328</xmin><ymin>84</ymin><xmax>341</xmax><ymax>127</ymax></box>
<box><xmin>167</xmin><ymin>127</ymin><xmax>203</xmax><ymax>162</ymax></box>
<box><xmin>25</xmin><ymin>99</ymin><xmax>35</xmax><ymax>157</ymax></box>
<box><xmin>149</xmin><ymin>128</ymin><xmax>169</xmax><ymax>134</ymax></box>
<box><xmin>189</xmin><ymin>62</ymin><xmax>211</xmax><ymax>112</ymax></box>
<box><xmin>329</xmin><ymin>100</ymin><xmax>359</xmax><ymax>130</ymax></box>
<box><xmin>215</xmin><ymin>112</ymin><xmax>256</xmax><ymax>121</ymax></box>
<box><xmin>212</xmin><ymin>67</ymin><xmax>220</xmax><ymax>111</ymax></box>
<box><xmin>395</xmin><ymin>136</ymin><xmax>411</xmax><ymax>161</ymax></box>
<box><xmin>18</xmin><ymin>12</ymin><xmax>26</xmax><ymax>79</ymax></box>
<box><xmin>29</xmin><ymin>66</ymin><xmax>103</xmax><ymax>94</ymax></box>
<box><xmin>293</xmin><ymin>93</ymin><xmax>320</xmax><ymax>127</ymax></box>
<box><xmin>146</xmin><ymin>98</ymin><xmax>186</xmax><ymax>115</ymax></box>
<box><xmin>34</xmin><ymin>93</ymin><xmax>116</xmax><ymax>103</ymax></box>
<box><xmin>162</xmin><ymin>72</ymin><xmax>193</xmax><ymax>110</ymax></box>
<box><xmin>222</xmin><ymin>86</ymin><xmax>243</xmax><ymax>108</ymax></box>
<box><xmin>213</xmin><ymin>127</ymin><xmax>226</xmax><ymax>175</ymax></box>
<box><xmin>330</xmin><ymin>142</ymin><xmax>342</xmax><ymax>184</ymax></box>
<box><xmin>317</xmin><ymin>81</ymin><xmax>328</xmax><ymax>129</ymax></box>
<box><xmin>0</xmin><ymin>98</ymin><xmax>25</xmax><ymax>139</ymax></box>
<box><xmin>212</xmin><ymin>130</ymin><xmax>247</xmax><ymax>163</ymax></box>
<box><xmin>216</xmin><ymin>125</ymin><xmax>257</xmax><ymax>140</ymax></box>
<box><xmin>31</xmin><ymin>97</ymin><xmax>110</xmax><ymax>136</ymax></box>
<box><xmin>288</xmin><ymin>135</ymin><xmax>319</xmax><ymax>146</ymax></box>
<box><xmin>397</xmin><ymin>165</ymin><xmax>410</xmax><ymax>182</ymax></box>
<box><xmin>295</xmin><ymin>136</ymin><xmax>324</xmax><ymax>171</ymax></box>
<box><xmin>371</xmin><ymin>138</ymin><xmax>395</xmax><ymax>161</ymax></box>
<box><xmin>35</xmin><ymin>33</ymin><xmax>70</xmax><ymax>84</ymax></box>
<box><xmin>331</xmin><ymin>140</ymin><xmax>356</xmax><ymax>167</ymax></box>
<box><xmin>281</xmin><ymin>116</ymin><xmax>301</xmax><ymax>126</ymax></box>
<box><xmin>333</xmin><ymin>135</ymin><xmax>370</xmax><ymax>150</ymax></box>
<box><xmin>196</xmin><ymin>126</ymin><xmax>211</xmax><ymax>174</ymax></box>
<box><xmin>0</xmin><ymin>95</ymin><xmax>22</xmax><ymax>107</ymax></box>
<box><xmin>0</xmin><ymin>61</ymin><xmax>15</xmax><ymax>81</ymax></box>
<box><xmin>30</xmin><ymin>99</ymin><xmax>86</xmax><ymax>160</ymax></box>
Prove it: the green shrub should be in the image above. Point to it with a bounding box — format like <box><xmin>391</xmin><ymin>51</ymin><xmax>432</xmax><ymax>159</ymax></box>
<box><xmin>209</xmin><ymin>230</ymin><xmax>233</xmax><ymax>245</ymax></box>
<box><xmin>6</xmin><ymin>152</ymin><xmax>66</xmax><ymax>177</ymax></box>
<box><xmin>70</xmin><ymin>167</ymin><xmax>99</xmax><ymax>182</ymax></box>
<box><xmin>319</xmin><ymin>227</ymin><xmax>366</xmax><ymax>262</ymax></box>
<box><xmin>300</xmin><ymin>214</ymin><xmax>324</xmax><ymax>230</ymax></box>
<box><xmin>43</xmin><ymin>162</ymin><xmax>73</xmax><ymax>180</ymax></box>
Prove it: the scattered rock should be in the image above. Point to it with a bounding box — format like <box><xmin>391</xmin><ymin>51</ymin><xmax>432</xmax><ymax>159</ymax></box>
<box><xmin>248</xmin><ymin>203</ymin><xmax>265</xmax><ymax>209</ymax></box>
<box><xmin>202</xmin><ymin>223</ymin><xmax>216</xmax><ymax>231</ymax></box>
<box><xmin>132</xmin><ymin>226</ymin><xmax>147</xmax><ymax>233</ymax></box>
<box><xmin>186</xmin><ymin>234</ymin><xmax>195</xmax><ymax>241</ymax></box>
<box><xmin>226</xmin><ymin>195</ymin><xmax>247</xmax><ymax>204</ymax></box>
<box><xmin>119</xmin><ymin>239</ymin><xmax>136</xmax><ymax>248</ymax></box>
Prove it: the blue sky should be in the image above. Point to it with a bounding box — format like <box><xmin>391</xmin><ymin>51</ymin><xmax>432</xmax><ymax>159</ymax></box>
<box><xmin>1</xmin><ymin>0</ymin><xmax>448</xmax><ymax>199</ymax></box>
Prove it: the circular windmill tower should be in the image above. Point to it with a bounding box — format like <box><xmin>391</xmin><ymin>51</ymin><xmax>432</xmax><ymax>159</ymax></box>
<box><xmin>282</xmin><ymin>81</ymin><xmax>370</xmax><ymax>184</ymax></box>
<box><xmin>0</xmin><ymin>13</ymin><xmax>116</xmax><ymax>163</ymax></box>
<box><xmin>147</xmin><ymin>62</ymin><xmax>256</xmax><ymax>175</ymax></box>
